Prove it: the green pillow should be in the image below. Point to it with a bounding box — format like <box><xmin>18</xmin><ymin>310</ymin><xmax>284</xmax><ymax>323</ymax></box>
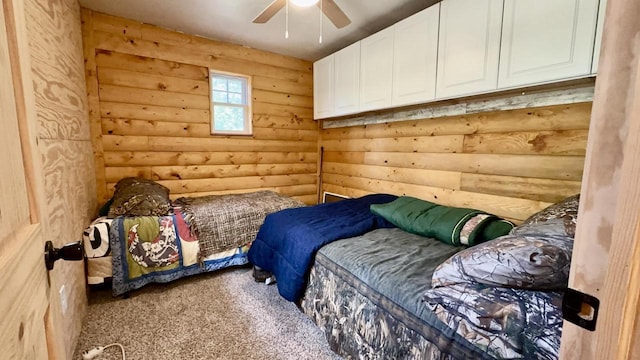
<box><xmin>370</xmin><ymin>196</ymin><xmax>513</xmax><ymax>246</ymax></box>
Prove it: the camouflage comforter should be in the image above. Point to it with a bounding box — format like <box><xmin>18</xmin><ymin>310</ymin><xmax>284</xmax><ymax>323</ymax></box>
<box><xmin>301</xmin><ymin>228</ymin><xmax>563</xmax><ymax>359</ymax></box>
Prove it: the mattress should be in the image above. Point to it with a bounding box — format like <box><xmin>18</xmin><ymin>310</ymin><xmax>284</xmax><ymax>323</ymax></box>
<box><xmin>301</xmin><ymin>228</ymin><xmax>563</xmax><ymax>359</ymax></box>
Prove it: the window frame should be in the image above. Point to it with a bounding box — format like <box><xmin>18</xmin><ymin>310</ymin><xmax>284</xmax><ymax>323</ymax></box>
<box><xmin>209</xmin><ymin>69</ymin><xmax>252</xmax><ymax>136</ymax></box>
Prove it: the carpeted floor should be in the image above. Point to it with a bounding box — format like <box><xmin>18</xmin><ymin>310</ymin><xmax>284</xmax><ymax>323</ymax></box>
<box><xmin>73</xmin><ymin>266</ymin><xmax>343</xmax><ymax>360</ymax></box>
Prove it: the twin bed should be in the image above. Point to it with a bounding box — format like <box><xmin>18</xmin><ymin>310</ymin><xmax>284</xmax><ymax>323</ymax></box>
<box><xmin>83</xmin><ymin>177</ymin><xmax>576</xmax><ymax>359</ymax></box>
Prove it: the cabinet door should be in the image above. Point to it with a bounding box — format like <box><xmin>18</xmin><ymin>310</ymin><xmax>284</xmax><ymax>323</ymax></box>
<box><xmin>392</xmin><ymin>3</ymin><xmax>439</xmax><ymax>107</ymax></box>
<box><xmin>313</xmin><ymin>54</ymin><xmax>334</xmax><ymax>119</ymax></box>
<box><xmin>436</xmin><ymin>0</ymin><xmax>503</xmax><ymax>99</ymax></box>
<box><xmin>592</xmin><ymin>0</ymin><xmax>607</xmax><ymax>74</ymax></box>
<box><xmin>359</xmin><ymin>27</ymin><xmax>394</xmax><ymax>112</ymax></box>
<box><xmin>499</xmin><ymin>0</ymin><xmax>599</xmax><ymax>88</ymax></box>
<box><xmin>334</xmin><ymin>42</ymin><xmax>360</xmax><ymax>116</ymax></box>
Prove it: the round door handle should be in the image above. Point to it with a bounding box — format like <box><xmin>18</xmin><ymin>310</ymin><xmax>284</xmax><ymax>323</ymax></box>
<box><xmin>44</xmin><ymin>240</ymin><xmax>83</xmax><ymax>270</ymax></box>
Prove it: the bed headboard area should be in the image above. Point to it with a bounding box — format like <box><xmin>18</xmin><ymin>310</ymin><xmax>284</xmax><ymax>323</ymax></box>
<box><xmin>319</xmin><ymin>102</ymin><xmax>590</xmax><ymax>223</ymax></box>
<box><xmin>82</xmin><ymin>10</ymin><xmax>317</xmax><ymax>206</ymax></box>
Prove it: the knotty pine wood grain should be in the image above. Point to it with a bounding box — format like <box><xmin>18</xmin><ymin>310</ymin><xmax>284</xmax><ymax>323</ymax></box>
<box><xmin>321</xmin><ymin>103</ymin><xmax>590</xmax><ymax>221</ymax></box>
<box><xmin>83</xmin><ymin>9</ymin><xmax>315</xmax><ymax>201</ymax></box>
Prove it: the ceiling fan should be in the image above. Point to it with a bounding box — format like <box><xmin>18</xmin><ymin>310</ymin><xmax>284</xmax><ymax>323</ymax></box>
<box><xmin>253</xmin><ymin>0</ymin><xmax>351</xmax><ymax>29</ymax></box>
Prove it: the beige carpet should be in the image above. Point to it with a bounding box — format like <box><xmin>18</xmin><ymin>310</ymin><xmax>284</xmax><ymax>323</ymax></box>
<box><xmin>73</xmin><ymin>266</ymin><xmax>343</xmax><ymax>360</ymax></box>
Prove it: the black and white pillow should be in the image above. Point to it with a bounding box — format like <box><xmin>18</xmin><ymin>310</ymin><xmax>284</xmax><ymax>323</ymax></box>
<box><xmin>82</xmin><ymin>217</ymin><xmax>113</xmax><ymax>258</ymax></box>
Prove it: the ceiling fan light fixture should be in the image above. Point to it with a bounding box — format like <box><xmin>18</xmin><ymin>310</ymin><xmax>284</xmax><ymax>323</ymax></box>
<box><xmin>290</xmin><ymin>0</ymin><xmax>319</xmax><ymax>7</ymax></box>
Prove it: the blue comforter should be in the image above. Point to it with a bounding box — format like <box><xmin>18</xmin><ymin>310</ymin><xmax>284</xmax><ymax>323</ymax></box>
<box><xmin>248</xmin><ymin>193</ymin><xmax>398</xmax><ymax>301</ymax></box>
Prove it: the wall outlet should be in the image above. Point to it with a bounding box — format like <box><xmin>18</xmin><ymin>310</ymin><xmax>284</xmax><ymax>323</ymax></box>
<box><xmin>59</xmin><ymin>285</ymin><xmax>68</xmax><ymax>315</ymax></box>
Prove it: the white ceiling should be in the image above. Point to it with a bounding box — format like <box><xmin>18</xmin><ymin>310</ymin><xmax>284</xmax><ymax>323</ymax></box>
<box><xmin>78</xmin><ymin>0</ymin><xmax>440</xmax><ymax>61</ymax></box>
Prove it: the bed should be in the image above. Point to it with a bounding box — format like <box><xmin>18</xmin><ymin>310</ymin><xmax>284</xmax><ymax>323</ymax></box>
<box><xmin>83</xmin><ymin>178</ymin><xmax>304</xmax><ymax>295</ymax></box>
<box><xmin>249</xmin><ymin>193</ymin><xmax>578</xmax><ymax>359</ymax></box>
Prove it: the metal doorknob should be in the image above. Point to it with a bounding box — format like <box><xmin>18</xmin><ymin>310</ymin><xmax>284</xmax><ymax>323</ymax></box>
<box><xmin>44</xmin><ymin>240</ymin><xmax>83</xmax><ymax>270</ymax></box>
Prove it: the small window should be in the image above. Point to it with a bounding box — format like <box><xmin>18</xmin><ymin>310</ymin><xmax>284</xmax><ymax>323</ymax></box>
<box><xmin>209</xmin><ymin>71</ymin><xmax>252</xmax><ymax>135</ymax></box>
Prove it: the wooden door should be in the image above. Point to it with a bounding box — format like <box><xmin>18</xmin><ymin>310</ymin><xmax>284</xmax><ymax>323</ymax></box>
<box><xmin>359</xmin><ymin>27</ymin><xmax>393</xmax><ymax>112</ymax></box>
<box><xmin>0</xmin><ymin>0</ymin><xmax>55</xmax><ymax>358</ymax></box>
<box><xmin>435</xmin><ymin>0</ymin><xmax>503</xmax><ymax>99</ymax></box>
<box><xmin>498</xmin><ymin>0</ymin><xmax>599</xmax><ymax>88</ymax></box>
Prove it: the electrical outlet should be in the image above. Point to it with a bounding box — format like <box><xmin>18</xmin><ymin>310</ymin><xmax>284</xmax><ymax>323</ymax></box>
<box><xmin>59</xmin><ymin>285</ymin><xmax>68</xmax><ymax>315</ymax></box>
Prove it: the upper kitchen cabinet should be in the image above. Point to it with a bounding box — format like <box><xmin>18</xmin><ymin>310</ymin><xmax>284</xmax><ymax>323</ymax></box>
<box><xmin>436</xmin><ymin>0</ymin><xmax>504</xmax><ymax>99</ymax></box>
<box><xmin>313</xmin><ymin>54</ymin><xmax>334</xmax><ymax>119</ymax></box>
<box><xmin>498</xmin><ymin>0</ymin><xmax>600</xmax><ymax>88</ymax></box>
<box><xmin>359</xmin><ymin>27</ymin><xmax>394</xmax><ymax>112</ymax></box>
<box><xmin>392</xmin><ymin>3</ymin><xmax>440</xmax><ymax>107</ymax></box>
<box><xmin>592</xmin><ymin>0</ymin><xmax>608</xmax><ymax>74</ymax></box>
<box><xmin>334</xmin><ymin>42</ymin><xmax>361</xmax><ymax>116</ymax></box>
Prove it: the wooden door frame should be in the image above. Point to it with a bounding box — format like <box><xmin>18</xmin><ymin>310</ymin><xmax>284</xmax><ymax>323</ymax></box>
<box><xmin>2</xmin><ymin>0</ymin><xmax>65</xmax><ymax>358</ymax></box>
<box><xmin>559</xmin><ymin>0</ymin><xmax>640</xmax><ymax>358</ymax></box>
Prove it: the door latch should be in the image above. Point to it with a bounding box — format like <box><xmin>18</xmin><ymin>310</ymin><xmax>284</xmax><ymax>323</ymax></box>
<box><xmin>562</xmin><ymin>287</ymin><xmax>599</xmax><ymax>331</ymax></box>
<box><xmin>44</xmin><ymin>240</ymin><xmax>84</xmax><ymax>270</ymax></box>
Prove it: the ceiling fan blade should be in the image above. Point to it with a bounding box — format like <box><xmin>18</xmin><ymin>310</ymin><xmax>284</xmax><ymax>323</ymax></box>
<box><xmin>253</xmin><ymin>0</ymin><xmax>286</xmax><ymax>23</ymax></box>
<box><xmin>317</xmin><ymin>0</ymin><xmax>351</xmax><ymax>28</ymax></box>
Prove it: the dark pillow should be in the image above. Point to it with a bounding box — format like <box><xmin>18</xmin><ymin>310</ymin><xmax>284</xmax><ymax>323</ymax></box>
<box><xmin>370</xmin><ymin>196</ymin><xmax>513</xmax><ymax>246</ymax></box>
<box><xmin>511</xmin><ymin>194</ymin><xmax>579</xmax><ymax>238</ymax></box>
<box><xmin>108</xmin><ymin>177</ymin><xmax>172</xmax><ymax>217</ymax></box>
<box><xmin>431</xmin><ymin>233</ymin><xmax>573</xmax><ymax>290</ymax></box>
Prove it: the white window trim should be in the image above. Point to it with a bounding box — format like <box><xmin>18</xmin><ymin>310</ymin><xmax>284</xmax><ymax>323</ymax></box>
<box><xmin>209</xmin><ymin>69</ymin><xmax>252</xmax><ymax>136</ymax></box>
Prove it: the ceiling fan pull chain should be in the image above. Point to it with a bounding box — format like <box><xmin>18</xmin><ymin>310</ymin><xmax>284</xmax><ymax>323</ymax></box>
<box><xmin>285</xmin><ymin>0</ymin><xmax>290</xmax><ymax>39</ymax></box>
<box><xmin>319</xmin><ymin>0</ymin><xmax>323</xmax><ymax>43</ymax></box>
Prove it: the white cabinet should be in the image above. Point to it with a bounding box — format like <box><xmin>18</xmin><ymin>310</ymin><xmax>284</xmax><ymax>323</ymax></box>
<box><xmin>498</xmin><ymin>0</ymin><xmax>600</xmax><ymax>88</ymax></box>
<box><xmin>359</xmin><ymin>27</ymin><xmax>394</xmax><ymax>112</ymax></box>
<box><xmin>592</xmin><ymin>0</ymin><xmax>608</xmax><ymax>74</ymax></box>
<box><xmin>313</xmin><ymin>54</ymin><xmax>334</xmax><ymax>119</ymax></box>
<box><xmin>334</xmin><ymin>42</ymin><xmax>360</xmax><ymax>116</ymax></box>
<box><xmin>436</xmin><ymin>0</ymin><xmax>504</xmax><ymax>99</ymax></box>
<box><xmin>392</xmin><ymin>3</ymin><xmax>439</xmax><ymax>107</ymax></box>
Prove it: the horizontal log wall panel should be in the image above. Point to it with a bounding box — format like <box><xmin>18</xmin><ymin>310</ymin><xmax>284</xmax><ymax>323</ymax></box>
<box><xmin>361</xmin><ymin>103</ymin><xmax>592</xmax><ymax>138</ymax></box>
<box><xmin>150</xmin><ymin>163</ymin><xmax>317</xmax><ymax>180</ymax></box>
<box><xmin>254</xmin><ymin>115</ymin><xmax>318</xmax><ymax>130</ymax></box>
<box><xmin>104</xmin><ymin>151</ymin><xmax>317</xmax><ymax>167</ymax></box>
<box><xmin>155</xmin><ymin>174</ymin><xmax>317</xmax><ymax>194</ymax></box>
<box><xmin>362</xmin><ymin>152</ymin><xmax>584</xmax><ymax>181</ymax></box>
<box><xmin>322</xmin><ymin>162</ymin><xmax>461</xmax><ymax>190</ymax></box>
<box><xmin>96</xmin><ymin>51</ymin><xmax>209</xmax><ymax>80</ymax></box>
<box><xmin>323</xmin><ymin>135</ymin><xmax>464</xmax><ymax>153</ymax></box>
<box><xmin>101</xmin><ymin>118</ymin><xmax>317</xmax><ymax>141</ymax></box>
<box><xmin>99</xmin><ymin>84</ymin><xmax>210</xmax><ymax>109</ymax></box>
<box><xmin>93</xmin><ymin>31</ymin><xmax>306</xmax><ymax>82</ymax></box>
<box><xmin>322</xmin><ymin>173</ymin><xmax>550</xmax><ymax>221</ymax></box>
<box><xmin>100</xmin><ymin>102</ymin><xmax>209</xmax><ymax>123</ymax></box>
<box><xmin>97</xmin><ymin>68</ymin><xmax>209</xmax><ymax>95</ymax></box>
<box><xmin>105</xmin><ymin>166</ymin><xmax>151</xmax><ymax>182</ymax></box>
<box><xmin>166</xmin><ymin>184</ymin><xmax>318</xmax><ymax>200</ymax></box>
<box><xmin>84</xmin><ymin>10</ymin><xmax>316</xmax><ymax>202</ymax></box>
<box><xmin>460</xmin><ymin>174</ymin><xmax>582</xmax><ymax>203</ymax></box>
<box><xmin>102</xmin><ymin>135</ymin><xmax>316</xmax><ymax>152</ymax></box>
<box><xmin>89</xmin><ymin>11</ymin><xmax>312</xmax><ymax>73</ymax></box>
<box><xmin>463</xmin><ymin>130</ymin><xmax>589</xmax><ymax>155</ymax></box>
<box><xmin>321</xmin><ymin>103</ymin><xmax>590</xmax><ymax>221</ymax></box>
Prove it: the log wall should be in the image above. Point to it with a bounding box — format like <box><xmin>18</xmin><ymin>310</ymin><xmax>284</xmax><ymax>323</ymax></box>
<box><xmin>320</xmin><ymin>102</ymin><xmax>591</xmax><ymax>222</ymax></box>
<box><xmin>82</xmin><ymin>10</ymin><xmax>317</xmax><ymax>205</ymax></box>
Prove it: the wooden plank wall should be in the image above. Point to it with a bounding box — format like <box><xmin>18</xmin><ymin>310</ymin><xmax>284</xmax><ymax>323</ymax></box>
<box><xmin>81</xmin><ymin>10</ymin><xmax>317</xmax><ymax>205</ymax></box>
<box><xmin>320</xmin><ymin>102</ymin><xmax>591</xmax><ymax>222</ymax></box>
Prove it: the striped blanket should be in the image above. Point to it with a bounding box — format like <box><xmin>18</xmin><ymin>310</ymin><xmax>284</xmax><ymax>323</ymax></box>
<box><xmin>174</xmin><ymin>191</ymin><xmax>305</xmax><ymax>261</ymax></box>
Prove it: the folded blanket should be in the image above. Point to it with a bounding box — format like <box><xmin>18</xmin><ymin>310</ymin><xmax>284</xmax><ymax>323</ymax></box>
<box><xmin>175</xmin><ymin>191</ymin><xmax>305</xmax><ymax>261</ymax></box>
<box><xmin>248</xmin><ymin>193</ymin><xmax>398</xmax><ymax>302</ymax></box>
